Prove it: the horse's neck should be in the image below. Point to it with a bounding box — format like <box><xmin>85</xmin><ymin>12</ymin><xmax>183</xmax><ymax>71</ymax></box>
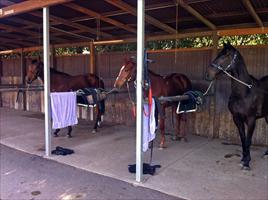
<box><xmin>148</xmin><ymin>70</ymin><xmax>164</xmax><ymax>84</ymax></box>
<box><xmin>230</xmin><ymin>55</ymin><xmax>251</xmax><ymax>96</ymax></box>
<box><xmin>38</xmin><ymin>68</ymin><xmax>56</xmax><ymax>83</ymax></box>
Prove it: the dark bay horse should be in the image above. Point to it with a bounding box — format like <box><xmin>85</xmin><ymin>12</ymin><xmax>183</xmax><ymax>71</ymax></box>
<box><xmin>26</xmin><ymin>59</ymin><xmax>105</xmax><ymax>137</ymax></box>
<box><xmin>206</xmin><ymin>43</ymin><xmax>268</xmax><ymax>169</ymax></box>
<box><xmin>114</xmin><ymin>58</ymin><xmax>192</xmax><ymax>148</ymax></box>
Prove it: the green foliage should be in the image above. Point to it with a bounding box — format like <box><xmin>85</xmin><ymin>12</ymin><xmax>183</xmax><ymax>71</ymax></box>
<box><xmin>55</xmin><ymin>46</ymin><xmax>85</xmax><ymax>55</ymax></box>
<box><xmin>219</xmin><ymin>34</ymin><xmax>268</xmax><ymax>46</ymax></box>
<box><xmin>94</xmin><ymin>34</ymin><xmax>267</xmax><ymax>53</ymax></box>
<box><xmin>1</xmin><ymin>34</ymin><xmax>267</xmax><ymax>58</ymax></box>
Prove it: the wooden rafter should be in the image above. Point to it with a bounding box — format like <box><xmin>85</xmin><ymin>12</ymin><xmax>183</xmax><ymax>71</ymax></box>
<box><xmin>176</xmin><ymin>0</ymin><xmax>216</xmax><ymax>30</ymax></box>
<box><xmin>1</xmin><ymin>37</ymin><xmax>35</xmax><ymax>46</ymax></box>
<box><xmin>64</xmin><ymin>3</ymin><xmax>136</xmax><ymax>34</ymax></box>
<box><xmin>105</xmin><ymin>0</ymin><xmax>177</xmax><ymax>34</ymax></box>
<box><xmin>0</xmin><ymin>22</ymin><xmax>69</xmax><ymax>43</ymax></box>
<box><xmin>30</xmin><ymin>11</ymin><xmax>113</xmax><ymax>39</ymax></box>
<box><xmin>242</xmin><ymin>0</ymin><xmax>263</xmax><ymax>27</ymax></box>
<box><xmin>0</xmin><ymin>0</ymin><xmax>73</xmax><ymax>19</ymax></box>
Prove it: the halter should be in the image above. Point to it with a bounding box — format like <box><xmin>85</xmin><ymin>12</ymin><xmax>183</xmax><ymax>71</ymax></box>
<box><xmin>32</xmin><ymin>62</ymin><xmax>42</xmax><ymax>81</ymax></box>
<box><xmin>212</xmin><ymin>52</ymin><xmax>252</xmax><ymax>89</ymax></box>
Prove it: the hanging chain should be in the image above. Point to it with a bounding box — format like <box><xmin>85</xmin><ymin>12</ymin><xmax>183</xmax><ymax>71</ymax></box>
<box><xmin>175</xmin><ymin>1</ymin><xmax>179</xmax><ymax>64</ymax></box>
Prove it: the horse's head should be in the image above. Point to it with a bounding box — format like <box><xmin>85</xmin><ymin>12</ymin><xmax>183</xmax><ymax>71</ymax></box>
<box><xmin>206</xmin><ymin>42</ymin><xmax>238</xmax><ymax>81</ymax></box>
<box><xmin>113</xmin><ymin>58</ymin><xmax>136</xmax><ymax>89</ymax></box>
<box><xmin>26</xmin><ymin>59</ymin><xmax>43</xmax><ymax>84</ymax></box>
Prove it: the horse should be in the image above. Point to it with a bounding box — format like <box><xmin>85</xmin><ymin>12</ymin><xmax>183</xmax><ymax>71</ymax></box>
<box><xmin>206</xmin><ymin>43</ymin><xmax>268</xmax><ymax>170</ymax></box>
<box><xmin>26</xmin><ymin>59</ymin><xmax>105</xmax><ymax>137</ymax></box>
<box><xmin>114</xmin><ymin>58</ymin><xmax>192</xmax><ymax>148</ymax></box>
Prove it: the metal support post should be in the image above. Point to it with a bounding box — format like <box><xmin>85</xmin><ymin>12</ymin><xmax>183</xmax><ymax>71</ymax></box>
<box><xmin>136</xmin><ymin>0</ymin><xmax>145</xmax><ymax>182</ymax></box>
<box><xmin>43</xmin><ymin>7</ymin><xmax>52</xmax><ymax>156</ymax></box>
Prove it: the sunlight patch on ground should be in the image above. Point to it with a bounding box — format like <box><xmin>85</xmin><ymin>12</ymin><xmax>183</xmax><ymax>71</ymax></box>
<box><xmin>59</xmin><ymin>192</ymin><xmax>86</xmax><ymax>200</ymax></box>
<box><xmin>4</xmin><ymin>169</ymin><xmax>16</xmax><ymax>175</ymax></box>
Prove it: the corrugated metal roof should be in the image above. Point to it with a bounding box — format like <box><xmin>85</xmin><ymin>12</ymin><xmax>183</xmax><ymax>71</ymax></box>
<box><xmin>0</xmin><ymin>0</ymin><xmax>267</xmax><ymax>51</ymax></box>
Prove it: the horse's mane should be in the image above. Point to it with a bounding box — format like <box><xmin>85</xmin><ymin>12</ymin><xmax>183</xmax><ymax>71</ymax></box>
<box><xmin>50</xmin><ymin>67</ymin><xmax>70</xmax><ymax>76</ymax></box>
<box><xmin>148</xmin><ymin>69</ymin><xmax>162</xmax><ymax>77</ymax></box>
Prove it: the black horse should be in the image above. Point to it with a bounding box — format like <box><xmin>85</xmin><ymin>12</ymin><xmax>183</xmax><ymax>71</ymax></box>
<box><xmin>206</xmin><ymin>43</ymin><xmax>268</xmax><ymax>170</ymax></box>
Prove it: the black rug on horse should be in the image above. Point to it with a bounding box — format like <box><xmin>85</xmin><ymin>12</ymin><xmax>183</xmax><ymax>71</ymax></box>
<box><xmin>128</xmin><ymin>163</ymin><xmax>161</xmax><ymax>175</ymax></box>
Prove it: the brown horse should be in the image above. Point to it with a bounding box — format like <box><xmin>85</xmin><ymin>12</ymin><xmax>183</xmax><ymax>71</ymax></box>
<box><xmin>114</xmin><ymin>58</ymin><xmax>192</xmax><ymax>148</ymax></box>
<box><xmin>26</xmin><ymin>59</ymin><xmax>105</xmax><ymax>137</ymax></box>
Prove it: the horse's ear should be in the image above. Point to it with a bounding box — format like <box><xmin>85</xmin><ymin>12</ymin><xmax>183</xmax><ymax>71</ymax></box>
<box><xmin>31</xmin><ymin>59</ymin><xmax>38</xmax><ymax>64</ymax></box>
<box><xmin>130</xmin><ymin>56</ymin><xmax>136</xmax><ymax>63</ymax></box>
<box><xmin>223</xmin><ymin>41</ymin><xmax>232</xmax><ymax>49</ymax></box>
<box><xmin>38</xmin><ymin>54</ymin><xmax>41</xmax><ymax>62</ymax></box>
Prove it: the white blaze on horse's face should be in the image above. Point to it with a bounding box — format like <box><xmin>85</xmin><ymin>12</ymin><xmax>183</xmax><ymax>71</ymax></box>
<box><xmin>114</xmin><ymin>61</ymin><xmax>134</xmax><ymax>89</ymax></box>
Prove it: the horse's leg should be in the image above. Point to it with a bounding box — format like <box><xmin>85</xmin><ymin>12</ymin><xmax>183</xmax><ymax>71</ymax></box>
<box><xmin>159</xmin><ymin>106</ymin><xmax>166</xmax><ymax>149</ymax></box>
<box><xmin>232</xmin><ymin>115</ymin><xmax>247</xmax><ymax>166</ymax></box>
<box><xmin>67</xmin><ymin>126</ymin><xmax>72</xmax><ymax>138</ymax></box>
<box><xmin>243</xmin><ymin>117</ymin><xmax>256</xmax><ymax>170</ymax></box>
<box><xmin>264</xmin><ymin>116</ymin><xmax>268</xmax><ymax>156</ymax></box>
<box><xmin>173</xmin><ymin>112</ymin><xmax>188</xmax><ymax>142</ymax></box>
<box><xmin>53</xmin><ymin>129</ymin><xmax>60</xmax><ymax>137</ymax></box>
<box><xmin>92</xmin><ymin>106</ymin><xmax>101</xmax><ymax>133</ymax></box>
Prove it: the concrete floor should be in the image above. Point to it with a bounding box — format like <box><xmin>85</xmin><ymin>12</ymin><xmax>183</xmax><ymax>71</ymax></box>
<box><xmin>1</xmin><ymin>107</ymin><xmax>267</xmax><ymax>200</ymax></box>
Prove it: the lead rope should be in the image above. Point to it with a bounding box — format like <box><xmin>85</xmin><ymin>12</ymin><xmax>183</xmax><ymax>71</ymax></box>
<box><xmin>217</xmin><ymin>66</ymin><xmax>252</xmax><ymax>88</ymax></box>
<box><xmin>203</xmin><ymin>80</ymin><xmax>214</xmax><ymax>96</ymax></box>
<box><xmin>127</xmin><ymin>81</ymin><xmax>136</xmax><ymax>117</ymax></box>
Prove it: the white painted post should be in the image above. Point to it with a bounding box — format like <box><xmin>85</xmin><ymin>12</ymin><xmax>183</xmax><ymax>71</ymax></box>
<box><xmin>43</xmin><ymin>7</ymin><xmax>52</xmax><ymax>157</ymax></box>
<box><xmin>136</xmin><ymin>0</ymin><xmax>145</xmax><ymax>182</ymax></box>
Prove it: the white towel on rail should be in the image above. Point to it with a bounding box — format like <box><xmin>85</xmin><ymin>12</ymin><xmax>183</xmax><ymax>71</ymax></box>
<box><xmin>143</xmin><ymin>98</ymin><xmax>156</xmax><ymax>152</ymax></box>
<box><xmin>51</xmin><ymin>92</ymin><xmax>78</xmax><ymax>129</ymax></box>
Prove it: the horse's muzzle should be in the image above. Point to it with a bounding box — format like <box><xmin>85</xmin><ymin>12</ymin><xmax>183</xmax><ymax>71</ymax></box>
<box><xmin>26</xmin><ymin>79</ymin><xmax>33</xmax><ymax>84</ymax></box>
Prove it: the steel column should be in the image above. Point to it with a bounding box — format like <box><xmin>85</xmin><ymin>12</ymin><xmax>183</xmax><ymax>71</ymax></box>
<box><xmin>136</xmin><ymin>0</ymin><xmax>145</xmax><ymax>182</ymax></box>
<box><xmin>43</xmin><ymin>7</ymin><xmax>52</xmax><ymax>157</ymax></box>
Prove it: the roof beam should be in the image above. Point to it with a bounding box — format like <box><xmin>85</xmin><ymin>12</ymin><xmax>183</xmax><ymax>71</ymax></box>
<box><xmin>0</xmin><ymin>0</ymin><xmax>73</xmax><ymax>19</ymax></box>
<box><xmin>30</xmin><ymin>11</ymin><xmax>113</xmax><ymax>39</ymax></box>
<box><xmin>64</xmin><ymin>3</ymin><xmax>136</xmax><ymax>34</ymax></box>
<box><xmin>176</xmin><ymin>0</ymin><xmax>216</xmax><ymax>30</ymax></box>
<box><xmin>242</xmin><ymin>0</ymin><xmax>263</xmax><ymax>27</ymax></box>
<box><xmin>105</xmin><ymin>0</ymin><xmax>177</xmax><ymax>34</ymax></box>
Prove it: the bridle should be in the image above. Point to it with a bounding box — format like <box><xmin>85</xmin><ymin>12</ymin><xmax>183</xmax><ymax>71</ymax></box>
<box><xmin>29</xmin><ymin>62</ymin><xmax>42</xmax><ymax>83</ymax></box>
<box><xmin>211</xmin><ymin>51</ymin><xmax>252</xmax><ymax>89</ymax></box>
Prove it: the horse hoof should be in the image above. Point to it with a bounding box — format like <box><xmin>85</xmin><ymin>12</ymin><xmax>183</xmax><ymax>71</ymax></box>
<box><xmin>241</xmin><ymin>166</ymin><xmax>251</xmax><ymax>171</ymax></box>
<box><xmin>92</xmin><ymin>129</ymin><xmax>97</xmax><ymax>133</ymax></box>
<box><xmin>159</xmin><ymin>144</ymin><xmax>166</xmax><ymax>150</ymax></box>
<box><xmin>171</xmin><ymin>136</ymin><xmax>181</xmax><ymax>141</ymax></box>
<box><xmin>53</xmin><ymin>134</ymin><xmax>58</xmax><ymax>137</ymax></box>
<box><xmin>182</xmin><ymin>137</ymin><xmax>188</xmax><ymax>142</ymax></box>
<box><xmin>67</xmin><ymin>135</ymin><xmax>72</xmax><ymax>138</ymax></box>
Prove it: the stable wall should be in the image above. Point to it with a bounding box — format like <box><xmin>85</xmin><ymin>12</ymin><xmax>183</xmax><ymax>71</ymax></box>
<box><xmin>1</xmin><ymin>45</ymin><xmax>268</xmax><ymax>145</ymax></box>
